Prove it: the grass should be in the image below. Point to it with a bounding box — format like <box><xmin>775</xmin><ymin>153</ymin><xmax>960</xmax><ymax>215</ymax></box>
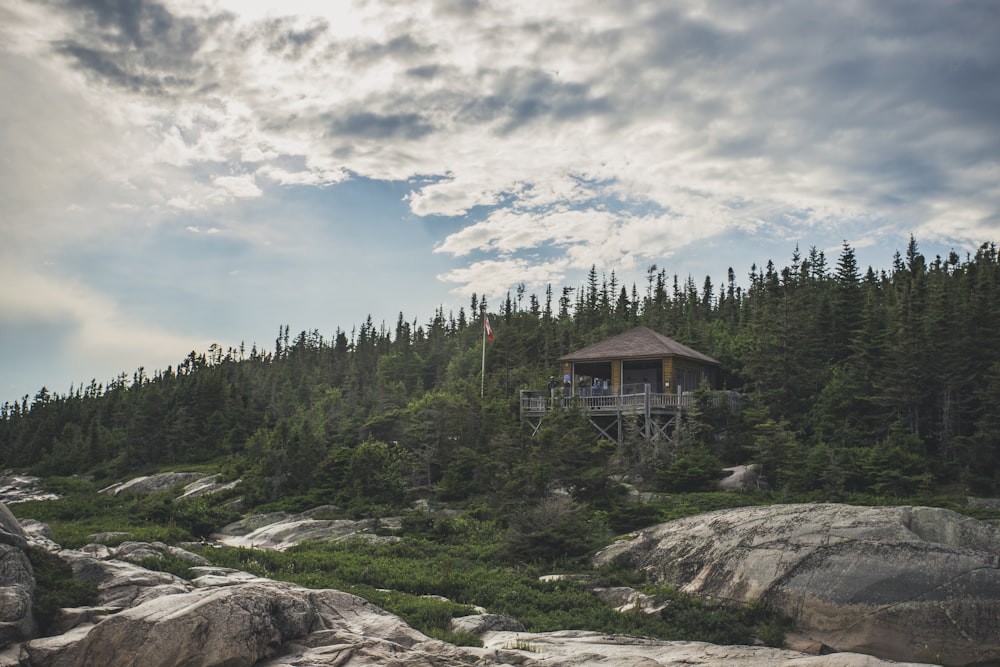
<box><xmin>196</xmin><ymin>514</ymin><xmax>790</xmax><ymax>647</ymax></box>
<box><xmin>27</xmin><ymin>482</ymin><xmax>996</xmax><ymax>650</ymax></box>
<box><xmin>12</xmin><ymin>475</ymin><xmax>241</xmax><ymax>547</ymax></box>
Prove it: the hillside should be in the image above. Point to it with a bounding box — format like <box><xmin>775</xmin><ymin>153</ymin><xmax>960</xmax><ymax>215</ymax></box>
<box><xmin>3</xmin><ymin>238</ymin><xmax>999</xmax><ymax>505</ymax></box>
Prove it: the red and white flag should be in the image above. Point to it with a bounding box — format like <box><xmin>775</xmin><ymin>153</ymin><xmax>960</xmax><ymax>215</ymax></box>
<box><xmin>484</xmin><ymin>314</ymin><xmax>494</xmax><ymax>342</ymax></box>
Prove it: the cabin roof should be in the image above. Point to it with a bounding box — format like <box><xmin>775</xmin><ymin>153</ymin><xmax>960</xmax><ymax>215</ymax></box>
<box><xmin>559</xmin><ymin>326</ymin><xmax>720</xmax><ymax>365</ymax></box>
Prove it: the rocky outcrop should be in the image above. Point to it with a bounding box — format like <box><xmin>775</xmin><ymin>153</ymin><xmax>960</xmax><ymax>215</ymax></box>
<box><xmin>718</xmin><ymin>464</ymin><xmax>766</xmax><ymax>492</ymax></box>
<box><xmin>0</xmin><ymin>504</ymin><xmax>35</xmax><ymax>646</ymax></box>
<box><xmin>99</xmin><ymin>472</ymin><xmax>212</xmax><ymax>496</ymax></box>
<box><xmin>449</xmin><ymin>612</ymin><xmax>525</xmax><ymax>635</ymax></box>
<box><xmin>10</xmin><ymin>572</ymin><xmax>940</xmax><ymax>667</ymax></box>
<box><xmin>0</xmin><ymin>496</ymin><xmax>960</xmax><ymax>667</ymax></box>
<box><xmin>478</xmin><ymin>630</ymin><xmax>934</xmax><ymax>667</ymax></box>
<box><xmin>174</xmin><ymin>474</ymin><xmax>239</xmax><ymax>501</ymax></box>
<box><xmin>590</xmin><ymin>586</ymin><xmax>669</xmax><ymax>614</ymax></box>
<box><xmin>111</xmin><ymin>541</ymin><xmax>212</xmax><ymax>567</ymax></box>
<box><xmin>0</xmin><ymin>475</ymin><xmax>59</xmax><ymax>506</ymax></box>
<box><xmin>0</xmin><ymin>499</ymin><xmax>952</xmax><ymax>666</ymax></box>
<box><xmin>212</xmin><ymin>508</ymin><xmax>401</xmax><ymax>551</ymax></box>
<box><xmin>58</xmin><ymin>551</ymin><xmax>193</xmax><ymax>609</ymax></box>
<box><xmin>593</xmin><ymin>503</ymin><xmax>1000</xmax><ymax>667</ymax></box>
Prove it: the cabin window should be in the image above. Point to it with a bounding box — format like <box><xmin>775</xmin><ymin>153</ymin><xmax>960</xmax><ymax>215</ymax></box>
<box><xmin>622</xmin><ymin>359</ymin><xmax>662</xmax><ymax>392</ymax></box>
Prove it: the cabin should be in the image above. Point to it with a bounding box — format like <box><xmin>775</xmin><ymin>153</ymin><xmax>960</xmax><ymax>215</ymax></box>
<box><xmin>520</xmin><ymin>326</ymin><xmax>734</xmax><ymax>443</ymax></box>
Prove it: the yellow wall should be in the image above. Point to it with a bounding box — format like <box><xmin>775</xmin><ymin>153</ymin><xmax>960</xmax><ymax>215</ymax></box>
<box><xmin>562</xmin><ymin>357</ymin><xmax>714</xmax><ymax>393</ymax></box>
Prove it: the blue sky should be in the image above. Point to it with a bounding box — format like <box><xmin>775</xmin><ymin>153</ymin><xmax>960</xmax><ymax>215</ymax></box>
<box><xmin>2</xmin><ymin>0</ymin><xmax>998</xmax><ymax>406</ymax></box>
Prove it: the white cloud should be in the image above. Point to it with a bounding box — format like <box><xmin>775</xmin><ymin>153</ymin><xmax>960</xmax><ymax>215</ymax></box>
<box><xmin>212</xmin><ymin>174</ymin><xmax>263</xmax><ymax>199</ymax></box>
<box><xmin>438</xmin><ymin>257</ymin><xmax>569</xmax><ymax>300</ymax></box>
<box><xmin>3</xmin><ymin>0</ymin><xmax>998</xmax><ymax>319</ymax></box>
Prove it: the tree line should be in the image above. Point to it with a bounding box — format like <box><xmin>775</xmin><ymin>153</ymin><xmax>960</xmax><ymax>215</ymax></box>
<box><xmin>2</xmin><ymin>237</ymin><xmax>999</xmax><ymax>506</ymax></box>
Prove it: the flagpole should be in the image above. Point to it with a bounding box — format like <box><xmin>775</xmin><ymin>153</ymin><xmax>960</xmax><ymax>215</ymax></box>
<box><xmin>481</xmin><ymin>310</ymin><xmax>487</xmax><ymax>398</ymax></box>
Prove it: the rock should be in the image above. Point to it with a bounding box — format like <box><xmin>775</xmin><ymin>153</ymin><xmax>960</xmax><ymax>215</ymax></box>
<box><xmin>449</xmin><ymin>613</ymin><xmax>525</xmax><ymax>635</ymax></box>
<box><xmin>0</xmin><ymin>475</ymin><xmax>59</xmax><ymax>505</ymax></box>
<box><xmin>593</xmin><ymin>503</ymin><xmax>1000</xmax><ymax>667</ymax></box>
<box><xmin>174</xmin><ymin>475</ymin><xmax>240</xmax><ymax>501</ymax></box>
<box><xmin>22</xmin><ymin>575</ymin><xmax>488</xmax><ymax>667</ymax></box>
<box><xmin>590</xmin><ymin>586</ymin><xmax>669</xmax><ymax>614</ymax></box>
<box><xmin>538</xmin><ymin>573</ymin><xmax>595</xmax><ymax>584</ymax></box>
<box><xmin>967</xmin><ymin>497</ymin><xmax>1000</xmax><ymax>510</ymax></box>
<box><xmin>46</xmin><ymin>606</ymin><xmax>119</xmax><ymax>635</ymax></box>
<box><xmin>16</xmin><ymin>623</ymin><xmax>93</xmax><ymax>665</ymax></box>
<box><xmin>718</xmin><ymin>464</ymin><xmax>766</xmax><ymax>492</ymax></box>
<box><xmin>212</xmin><ymin>511</ymin><xmax>401</xmax><ymax>551</ymax></box>
<box><xmin>31</xmin><ymin>582</ymin><xmax>321</xmax><ymax>666</ymax></box>
<box><xmin>189</xmin><ymin>566</ymin><xmax>262</xmax><ymax>588</ymax></box>
<box><xmin>619</xmin><ymin>483</ymin><xmax>666</xmax><ymax>504</ymax></box>
<box><xmin>0</xmin><ymin>505</ymin><xmax>28</xmax><ymax>552</ymax></box>
<box><xmin>85</xmin><ymin>532</ymin><xmax>132</xmax><ymax>545</ymax></box>
<box><xmin>20</xmin><ymin>519</ymin><xmax>63</xmax><ymax>555</ymax></box>
<box><xmin>0</xmin><ymin>505</ymin><xmax>36</xmax><ymax>645</ymax></box>
<box><xmin>3</xmin><ymin>500</ymin><xmax>944</xmax><ymax>667</ymax></box>
<box><xmin>59</xmin><ymin>551</ymin><xmax>192</xmax><ymax>608</ymax></box>
<box><xmin>112</xmin><ymin>541</ymin><xmax>211</xmax><ymax>567</ymax></box>
<box><xmin>76</xmin><ymin>544</ymin><xmax>112</xmax><ymax>560</ymax></box>
<box><xmin>478</xmin><ymin>630</ymin><xmax>934</xmax><ymax>666</ymax></box>
<box><xmin>214</xmin><ymin>511</ymin><xmax>293</xmax><ymax>536</ymax></box>
<box><xmin>99</xmin><ymin>472</ymin><xmax>210</xmax><ymax>496</ymax></box>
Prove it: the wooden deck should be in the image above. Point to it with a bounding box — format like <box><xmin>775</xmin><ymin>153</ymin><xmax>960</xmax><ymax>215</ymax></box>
<box><xmin>520</xmin><ymin>385</ymin><xmax>739</xmax><ymax>442</ymax></box>
<box><xmin>520</xmin><ymin>386</ymin><xmax>739</xmax><ymax>417</ymax></box>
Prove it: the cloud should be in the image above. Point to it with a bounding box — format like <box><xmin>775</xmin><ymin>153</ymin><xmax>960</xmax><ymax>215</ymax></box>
<box><xmin>212</xmin><ymin>174</ymin><xmax>263</xmax><ymax>199</ymax></box>
<box><xmin>437</xmin><ymin>257</ymin><xmax>568</xmax><ymax>298</ymax></box>
<box><xmin>3</xmin><ymin>0</ymin><xmax>999</xmax><ymax>303</ymax></box>
<box><xmin>0</xmin><ymin>260</ymin><xmax>205</xmax><ymax>384</ymax></box>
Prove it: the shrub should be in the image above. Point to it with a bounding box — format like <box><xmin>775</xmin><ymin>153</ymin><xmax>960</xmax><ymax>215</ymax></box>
<box><xmin>26</xmin><ymin>547</ymin><xmax>98</xmax><ymax>635</ymax></box>
<box><xmin>503</xmin><ymin>496</ymin><xmax>610</xmax><ymax>565</ymax></box>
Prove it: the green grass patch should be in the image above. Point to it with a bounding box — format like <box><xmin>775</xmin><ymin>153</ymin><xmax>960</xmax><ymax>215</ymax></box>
<box><xmin>201</xmin><ymin>523</ymin><xmax>788</xmax><ymax>647</ymax></box>
<box><xmin>11</xmin><ymin>490</ymin><xmax>238</xmax><ymax>548</ymax></box>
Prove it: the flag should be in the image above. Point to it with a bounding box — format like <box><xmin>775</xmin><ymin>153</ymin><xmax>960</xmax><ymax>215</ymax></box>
<box><xmin>484</xmin><ymin>314</ymin><xmax>494</xmax><ymax>342</ymax></box>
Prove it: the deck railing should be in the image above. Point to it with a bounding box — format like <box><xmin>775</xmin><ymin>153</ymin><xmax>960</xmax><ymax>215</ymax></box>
<box><xmin>520</xmin><ymin>386</ymin><xmax>740</xmax><ymax>415</ymax></box>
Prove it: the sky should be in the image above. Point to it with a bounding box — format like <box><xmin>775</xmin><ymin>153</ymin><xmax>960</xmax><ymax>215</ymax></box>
<box><xmin>1</xmin><ymin>0</ymin><xmax>998</xmax><ymax>406</ymax></box>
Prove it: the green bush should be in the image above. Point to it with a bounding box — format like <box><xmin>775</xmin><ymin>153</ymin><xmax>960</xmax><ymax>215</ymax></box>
<box><xmin>199</xmin><ymin>514</ymin><xmax>791</xmax><ymax>647</ymax></box>
<box><xmin>503</xmin><ymin>496</ymin><xmax>610</xmax><ymax>565</ymax></box>
<box><xmin>653</xmin><ymin>588</ymin><xmax>789</xmax><ymax>647</ymax></box>
<box><xmin>137</xmin><ymin>554</ymin><xmax>196</xmax><ymax>580</ymax></box>
<box><xmin>26</xmin><ymin>547</ymin><xmax>98</xmax><ymax>635</ymax></box>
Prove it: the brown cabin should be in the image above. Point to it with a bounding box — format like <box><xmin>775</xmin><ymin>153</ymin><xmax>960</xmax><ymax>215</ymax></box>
<box><xmin>558</xmin><ymin>326</ymin><xmax>720</xmax><ymax>396</ymax></box>
<box><xmin>521</xmin><ymin>327</ymin><xmax>729</xmax><ymax>442</ymax></box>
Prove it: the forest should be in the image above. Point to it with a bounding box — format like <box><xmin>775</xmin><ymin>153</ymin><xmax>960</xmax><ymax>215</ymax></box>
<box><xmin>3</xmin><ymin>237</ymin><xmax>1000</xmax><ymax>509</ymax></box>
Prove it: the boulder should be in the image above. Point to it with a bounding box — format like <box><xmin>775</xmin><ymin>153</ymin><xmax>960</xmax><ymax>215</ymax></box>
<box><xmin>85</xmin><ymin>532</ymin><xmax>132</xmax><ymax>545</ymax></box>
<box><xmin>0</xmin><ymin>504</ymin><xmax>36</xmax><ymax>645</ymax></box>
<box><xmin>212</xmin><ymin>511</ymin><xmax>401</xmax><ymax>551</ymax></box>
<box><xmin>590</xmin><ymin>586</ymin><xmax>669</xmax><ymax>614</ymax></box>
<box><xmin>111</xmin><ymin>541</ymin><xmax>211</xmax><ymax>567</ymax></box>
<box><xmin>449</xmin><ymin>613</ymin><xmax>525</xmax><ymax>635</ymax></box>
<box><xmin>26</xmin><ymin>582</ymin><xmax>320</xmax><ymax>666</ymax></box>
<box><xmin>0</xmin><ymin>475</ymin><xmax>60</xmax><ymax>505</ymax></box>
<box><xmin>59</xmin><ymin>551</ymin><xmax>192</xmax><ymax>608</ymax></box>
<box><xmin>19</xmin><ymin>521</ymin><xmax>59</xmax><ymax>553</ymax></box>
<box><xmin>593</xmin><ymin>503</ymin><xmax>1000</xmax><ymax>667</ymax></box>
<box><xmin>718</xmin><ymin>464</ymin><xmax>766</xmax><ymax>492</ymax></box>
<box><xmin>99</xmin><ymin>472</ymin><xmax>210</xmax><ymax>496</ymax></box>
<box><xmin>189</xmin><ymin>566</ymin><xmax>263</xmax><ymax>588</ymax></box>
<box><xmin>174</xmin><ymin>475</ymin><xmax>239</xmax><ymax>501</ymax></box>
